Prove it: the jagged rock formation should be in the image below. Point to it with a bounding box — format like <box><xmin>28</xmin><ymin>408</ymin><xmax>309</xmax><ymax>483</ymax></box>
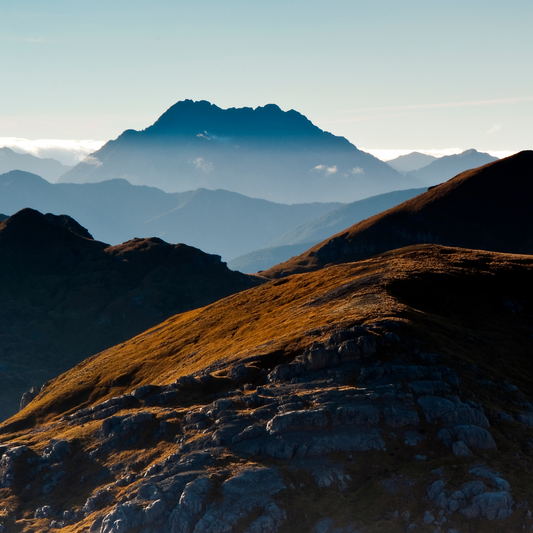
<box><xmin>1</xmin><ymin>245</ymin><xmax>533</xmax><ymax>532</ymax></box>
<box><xmin>0</xmin><ymin>208</ymin><xmax>260</xmax><ymax>421</ymax></box>
<box><xmin>57</xmin><ymin>100</ymin><xmax>416</xmax><ymax>203</ymax></box>
<box><xmin>264</xmin><ymin>151</ymin><xmax>533</xmax><ymax>278</ymax></box>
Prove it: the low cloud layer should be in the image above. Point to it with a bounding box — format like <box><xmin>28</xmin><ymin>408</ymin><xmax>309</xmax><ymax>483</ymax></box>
<box><xmin>0</xmin><ymin>138</ymin><xmax>106</xmax><ymax>166</ymax></box>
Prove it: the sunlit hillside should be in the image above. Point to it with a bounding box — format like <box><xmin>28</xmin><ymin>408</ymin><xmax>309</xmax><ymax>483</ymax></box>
<box><xmin>1</xmin><ymin>245</ymin><xmax>533</xmax><ymax>532</ymax></box>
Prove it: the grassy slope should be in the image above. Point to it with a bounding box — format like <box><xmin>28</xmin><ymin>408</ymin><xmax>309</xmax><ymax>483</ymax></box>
<box><xmin>2</xmin><ymin>245</ymin><xmax>533</xmax><ymax>532</ymax></box>
<box><xmin>6</xmin><ymin>244</ymin><xmax>533</xmax><ymax>428</ymax></box>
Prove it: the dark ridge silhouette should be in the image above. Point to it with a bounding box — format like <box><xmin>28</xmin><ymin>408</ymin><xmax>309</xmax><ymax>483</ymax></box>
<box><xmin>0</xmin><ymin>208</ymin><xmax>261</xmax><ymax>421</ymax></box>
<box><xmin>264</xmin><ymin>151</ymin><xmax>533</xmax><ymax>278</ymax></box>
<box><xmin>405</xmin><ymin>148</ymin><xmax>498</xmax><ymax>186</ymax></box>
<box><xmin>58</xmin><ymin>100</ymin><xmax>417</xmax><ymax>203</ymax></box>
<box><xmin>0</xmin><ymin>146</ymin><xmax>72</xmax><ymax>181</ymax></box>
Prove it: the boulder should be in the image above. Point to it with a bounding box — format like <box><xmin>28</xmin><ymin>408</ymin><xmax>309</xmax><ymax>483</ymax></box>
<box><xmin>335</xmin><ymin>404</ymin><xmax>380</xmax><ymax>426</ymax></box>
<box><xmin>461</xmin><ymin>480</ymin><xmax>487</xmax><ymax>498</ymax></box>
<box><xmin>143</xmin><ymin>499</ymin><xmax>166</xmax><ymax>525</ymax></box>
<box><xmin>98</xmin><ymin>502</ymin><xmax>142</xmax><ymax>533</ymax></box>
<box><xmin>304</xmin><ymin>344</ymin><xmax>339</xmax><ymax>372</ymax></box>
<box><xmin>418</xmin><ymin>396</ymin><xmax>489</xmax><ymax>427</ymax></box>
<box><xmin>452</xmin><ymin>440</ymin><xmax>472</xmax><ymax>457</ymax></box>
<box><xmin>454</xmin><ymin>425</ymin><xmax>496</xmax><ymax>450</ymax></box>
<box><xmin>427</xmin><ymin>480</ymin><xmax>445</xmax><ymax>501</ymax></box>
<box><xmin>469</xmin><ymin>467</ymin><xmax>511</xmax><ymax>491</ymax></box>
<box><xmin>190</xmin><ymin>467</ymin><xmax>286</xmax><ymax>533</ymax></box>
<box><xmin>464</xmin><ymin>491</ymin><xmax>514</xmax><ymax>520</ymax></box>
<box><xmin>383</xmin><ymin>406</ymin><xmax>419</xmax><ymax>427</ymax></box>
<box><xmin>267</xmin><ymin>408</ymin><xmax>329</xmax><ymax>435</ymax></box>
<box><xmin>43</xmin><ymin>440</ymin><xmax>71</xmax><ymax>463</ymax></box>
<box><xmin>408</xmin><ymin>381</ymin><xmax>450</xmax><ymax>395</ymax></box>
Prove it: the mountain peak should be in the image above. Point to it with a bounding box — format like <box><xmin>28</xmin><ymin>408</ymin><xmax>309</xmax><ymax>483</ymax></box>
<box><xmin>145</xmin><ymin>99</ymin><xmax>336</xmax><ymax>141</ymax></box>
<box><xmin>58</xmin><ymin>100</ymin><xmax>413</xmax><ymax>203</ymax></box>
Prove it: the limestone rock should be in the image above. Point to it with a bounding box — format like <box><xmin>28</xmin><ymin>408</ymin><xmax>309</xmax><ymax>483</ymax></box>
<box><xmin>267</xmin><ymin>408</ymin><xmax>329</xmax><ymax>435</ymax></box>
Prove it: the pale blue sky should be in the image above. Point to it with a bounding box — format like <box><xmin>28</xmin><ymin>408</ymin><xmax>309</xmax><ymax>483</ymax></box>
<box><xmin>1</xmin><ymin>0</ymin><xmax>532</xmax><ymax>162</ymax></box>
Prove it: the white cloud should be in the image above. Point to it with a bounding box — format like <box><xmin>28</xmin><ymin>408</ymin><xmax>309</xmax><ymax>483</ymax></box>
<box><xmin>193</xmin><ymin>157</ymin><xmax>214</xmax><ymax>173</ymax></box>
<box><xmin>351</xmin><ymin>167</ymin><xmax>364</xmax><ymax>174</ymax></box>
<box><xmin>82</xmin><ymin>155</ymin><xmax>102</xmax><ymax>167</ymax></box>
<box><xmin>0</xmin><ymin>137</ymin><xmax>106</xmax><ymax>166</ymax></box>
<box><xmin>486</xmin><ymin>124</ymin><xmax>502</xmax><ymax>135</ymax></box>
<box><xmin>313</xmin><ymin>164</ymin><xmax>337</xmax><ymax>176</ymax></box>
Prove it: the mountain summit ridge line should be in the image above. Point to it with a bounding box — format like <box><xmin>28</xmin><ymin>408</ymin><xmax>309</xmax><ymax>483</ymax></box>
<box><xmin>58</xmin><ymin>100</ymin><xmax>417</xmax><ymax>203</ymax></box>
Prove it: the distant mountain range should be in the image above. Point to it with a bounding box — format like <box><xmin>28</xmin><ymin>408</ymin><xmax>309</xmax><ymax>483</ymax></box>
<box><xmin>58</xmin><ymin>100</ymin><xmax>418</xmax><ymax>203</ymax></box>
<box><xmin>228</xmin><ymin>187</ymin><xmax>426</xmax><ymax>272</ymax></box>
<box><xmin>405</xmin><ymin>148</ymin><xmax>498</xmax><ymax>186</ymax></box>
<box><xmin>264</xmin><ymin>151</ymin><xmax>533</xmax><ymax>277</ymax></box>
<box><xmin>0</xmin><ymin>208</ymin><xmax>260</xmax><ymax>420</ymax></box>
<box><xmin>0</xmin><ymin>171</ymin><xmax>340</xmax><ymax>261</ymax></box>
<box><xmin>0</xmin><ymin>146</ymin><xmax>71</xmax><ymax>181</ymax></box>
<box><xmin>386</xmin><ymin>151</ymin><xmax>437</xmax><ymax>174</ymax></box>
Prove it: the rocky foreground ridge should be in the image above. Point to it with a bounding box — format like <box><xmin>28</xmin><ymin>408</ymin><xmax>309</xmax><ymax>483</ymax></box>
<box><xmin>1</xmin><ymin>245</ymin><xmax>533</xmax><ymax>532</ymax></box>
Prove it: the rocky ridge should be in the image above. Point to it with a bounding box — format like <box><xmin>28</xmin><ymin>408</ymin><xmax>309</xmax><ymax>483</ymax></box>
<box><xmin>1</xmin><ymin>245</ymin><xmax>533</xmax><ymax>532</ymax></box>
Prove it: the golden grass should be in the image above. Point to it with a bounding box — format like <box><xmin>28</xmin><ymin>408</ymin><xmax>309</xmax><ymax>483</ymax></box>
<box><xmin>3</xmin><ymin>244</ymin><xmax>532</xmax><ymax>437</ymax></box>
<box><xmin>2</xmin><ymin>244</ymin><xmax>533</xmax><ymax>532</ymax></box>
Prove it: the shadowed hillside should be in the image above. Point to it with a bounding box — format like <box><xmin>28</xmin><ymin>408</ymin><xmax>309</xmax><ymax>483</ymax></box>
<box><xmin>264</xmin><ymin>151</ymin><xmax>533</xmax><ymax>278</ymax></box>
<box><xmin>58</xmin><ymin>100</ymin><xmax>417</xmax><ymax>203</ymax></box>
<box><xmin>1</xmin><ymin>245</ymin><xmax>533</xmax><ymax>532</ymax></box>
<box><xmin>0</xmin><ymin>209</ymin><xmax>260</xmax><ymax>421</ymax></box>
